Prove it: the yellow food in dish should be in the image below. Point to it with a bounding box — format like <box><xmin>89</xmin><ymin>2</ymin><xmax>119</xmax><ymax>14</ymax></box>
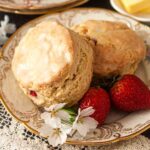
<box><xmin>120</xmin><ymin>0</ymin><xmax>150</xmax><ymax>13</ymax></box>
<box><xmin>139</xmin><ymin>7</ymin><xmax>150</xmax><ymax>13</ymax></box>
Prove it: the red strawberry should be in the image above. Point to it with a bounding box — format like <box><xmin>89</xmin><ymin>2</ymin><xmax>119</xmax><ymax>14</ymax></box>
<box><xmin>110</xmin><ymin>74</ymin><xmax>150</xmax><ymax>112</ymax></box>
<box><xmin>80</xmin><ymin>88</ymin><xmax>110</xmax><ymax>125</ymax></box>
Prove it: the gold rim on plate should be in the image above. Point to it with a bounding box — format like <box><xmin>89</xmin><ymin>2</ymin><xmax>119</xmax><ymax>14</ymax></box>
<box><xmin>0</xmin><ymin>8</ymin><xmax>150</xmax><ymax>146</ymax></box>
<box><xmin>0</xmin><ymin>0</ymin><xmax>78</xmax><ymax>10</ymax></box>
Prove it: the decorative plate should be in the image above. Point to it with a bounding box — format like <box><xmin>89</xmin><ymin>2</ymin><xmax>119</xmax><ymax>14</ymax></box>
<box><xmin>0</xmin><ymin>0</ymin><xmax>88</xmax><ymax>15</ymax></box>
<box><xmin>110</xmin><ymin>0</ymin><xmax>150</xmax><ymax>23</ymax></box>
<box><xmin>0</xmin><ymin>8</ymin><xmax>150</xmax><ymax>146</ymax></box>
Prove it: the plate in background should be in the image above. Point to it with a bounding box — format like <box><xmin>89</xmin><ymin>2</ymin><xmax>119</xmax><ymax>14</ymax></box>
<box><xmin>0</xmin><ymin>0</ymin><xmax>88</xmax><ymax>15</ymax></box>
<box><xmin>0</xmin><ymin>8</ymin><xmax>150</xmax><ymax>146</ymax></box>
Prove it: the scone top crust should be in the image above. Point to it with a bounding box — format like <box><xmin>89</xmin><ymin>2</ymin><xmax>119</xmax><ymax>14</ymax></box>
<box><xmin>73</xmin><ymin>20</ymin><xmax>146</xmax><ymax>77</ymax></box>
<box><xmin>72</xmin><ymin>20</ymin><xmax>129</xmax><ymax>39</ymax></box>
<box><xmin>12</xmin><ymin>21</ymin><xmax>74</xmax><ymax>88</ymax></box>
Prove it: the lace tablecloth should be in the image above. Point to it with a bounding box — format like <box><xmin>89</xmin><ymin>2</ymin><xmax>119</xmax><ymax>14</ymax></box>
<box><xmin>0</xmin><ymin>101</ymin><xmax>150</xmax><ymax>150</ymax></box>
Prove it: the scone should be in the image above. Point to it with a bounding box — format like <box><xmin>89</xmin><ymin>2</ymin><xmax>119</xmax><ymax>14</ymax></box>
<box><xmin>12</xmin><ymin>20</ymin><xmax>93</xmax><ymax>107</ymax></box>
<box><xmin>72</xmin><ymin>20</ymin><xmax>146</xmax><ymax>78</ymax></box>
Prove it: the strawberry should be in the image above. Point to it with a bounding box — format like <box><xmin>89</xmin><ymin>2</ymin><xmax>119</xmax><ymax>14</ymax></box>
<box><xmin>80</xmin><ymin>88</ymin><xmax>110</xmax><ymax>125</ymax></box>
<box><xmin>110</xmin><ymin>74</ymin><xmax>150</xmax><ymax>112</ymax></box>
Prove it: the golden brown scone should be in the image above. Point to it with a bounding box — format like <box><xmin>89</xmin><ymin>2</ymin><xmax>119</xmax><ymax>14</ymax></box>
<box><xmin>72</xmin><ymin>20</ymin><xmax>146</xmax><ymax>78</ymax></box>
<box><xmin>12</xmin><ymin>20</ymin><xmax>93</xmax><ymax>107</ymax></box>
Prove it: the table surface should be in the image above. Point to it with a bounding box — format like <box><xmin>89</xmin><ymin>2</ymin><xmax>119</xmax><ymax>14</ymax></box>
<box><xmin>0</xmin><ymin>0</ymin><xmax>149</xmax><ymax>139</ymax></box>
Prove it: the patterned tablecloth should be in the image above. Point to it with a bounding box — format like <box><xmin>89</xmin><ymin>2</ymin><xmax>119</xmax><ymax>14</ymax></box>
<box><xmin>0</xmin><ymin>102</ymin><xmax>150</xmax><ymax>150</ymax></box>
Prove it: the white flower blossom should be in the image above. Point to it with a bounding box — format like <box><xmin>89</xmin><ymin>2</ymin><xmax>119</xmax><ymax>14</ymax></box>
<box><xmin>39</xmin><ymin>103</ymin><xmax>73</xmax><ymax>146</ymax></box>
<box><xmin>41</xmin><ymin>103</ymin><xmax>69</xmax><ymax>128</ymax></box>
<box><xmin>47</xmin><ymin>128</ymin><xmax>67</xmax><ymax>147</ymax></box>
<box><xmin>39</xmin><ymin>104</ymin><xmax>98</xmax><ymax>147</ymax></box>
<box><xmin>0</xmin><ymin>15</ymin><xmax>16</xmax><ymax>45</ymax></box>
<box><xmin>39</xmin><ymin>123</ymin><xmax>68</xmax><ymax>147</ymax></box>
<box><xmin>41</xmin><ymin>112</ymin><xmax>61</xmax><ymax>128</ymax></box>
<box><xmin>73</xmin><ymin>107</ymin><xmax>98</xmax><ymax>137</ymax></box>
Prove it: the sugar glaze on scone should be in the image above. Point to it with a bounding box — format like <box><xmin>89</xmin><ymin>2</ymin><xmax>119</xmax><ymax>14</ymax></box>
<box><xmin>12</xmin><ymin>21</ymin><xmax>93</xmax><ymax>107</ymax></box>
<box><xmin>72</xmin><ymin>20</ymin><xmax>146</xmax><ymax>78</ymax></box>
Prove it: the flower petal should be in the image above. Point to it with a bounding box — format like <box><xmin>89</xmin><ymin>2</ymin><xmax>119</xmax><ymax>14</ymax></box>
<box><xmin>39</xmin><ymin>124</ymin><xmax>52</xmax><ymax>137</ymax></box>
<box><xmin>80</xmin><ymin>107</ymin><xmax>95</xmax><ymax>117</ymax></box>
<box><xmin>82</xmin><ymin>117</ymin><xmax>98</xmax><ymax>130</ymax></box>
<box><xmin>54</xmin><ymin>103</ymin><xmax>66</xmax><ymax>110</ymax></box>
<box><xmin>73</xmin><ymin>121</ymin><xmax>89</xmax><ymax>137</ymax></box>
<box><xmin>41</xmin><ymin>112</ymin><xmax>50</xmax><ymax>121</ymax></box>
<box><xmin>61</xmin><ymin>123</ymin><xmax>72</xmax><ymax>134</ymax></box>
<box><xmin>48</xmin><ymin>129</ymin><xmax>67</xmax><ymax>147</ymax></box>
<box><xmin>56</xmin><ymin>110</ymin><xmax>70</xmax><ymax>121</ymax></box>
<box><xmin>41</xmin><ymin>112</ymin><xmax>61</xmax><ymax>128</ymax></box>
<box><xmin>59</xmin><ymin>130</ymin><xmax>68</xmax><ymax>144</ymax></box>
<box><xmin>73</xmin><ymin>116</ymin><xmax>98</xmax><ymax>137</ymax></box>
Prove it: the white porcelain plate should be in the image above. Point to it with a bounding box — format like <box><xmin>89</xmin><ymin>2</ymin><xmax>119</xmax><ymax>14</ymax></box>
<box><xmin>110</xmin><ymin>0</ymin><xmax>150</xmax><ymax>23</ymax></box>
<box><xmin>0</xmin><ymin>0</ymin><xmax>89</xmax><ymax>15</ymax></box>
<box><xmin>0</xmin><ymin>8</ymin><xmax>150</xmax><ymax>146</ymax></box>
